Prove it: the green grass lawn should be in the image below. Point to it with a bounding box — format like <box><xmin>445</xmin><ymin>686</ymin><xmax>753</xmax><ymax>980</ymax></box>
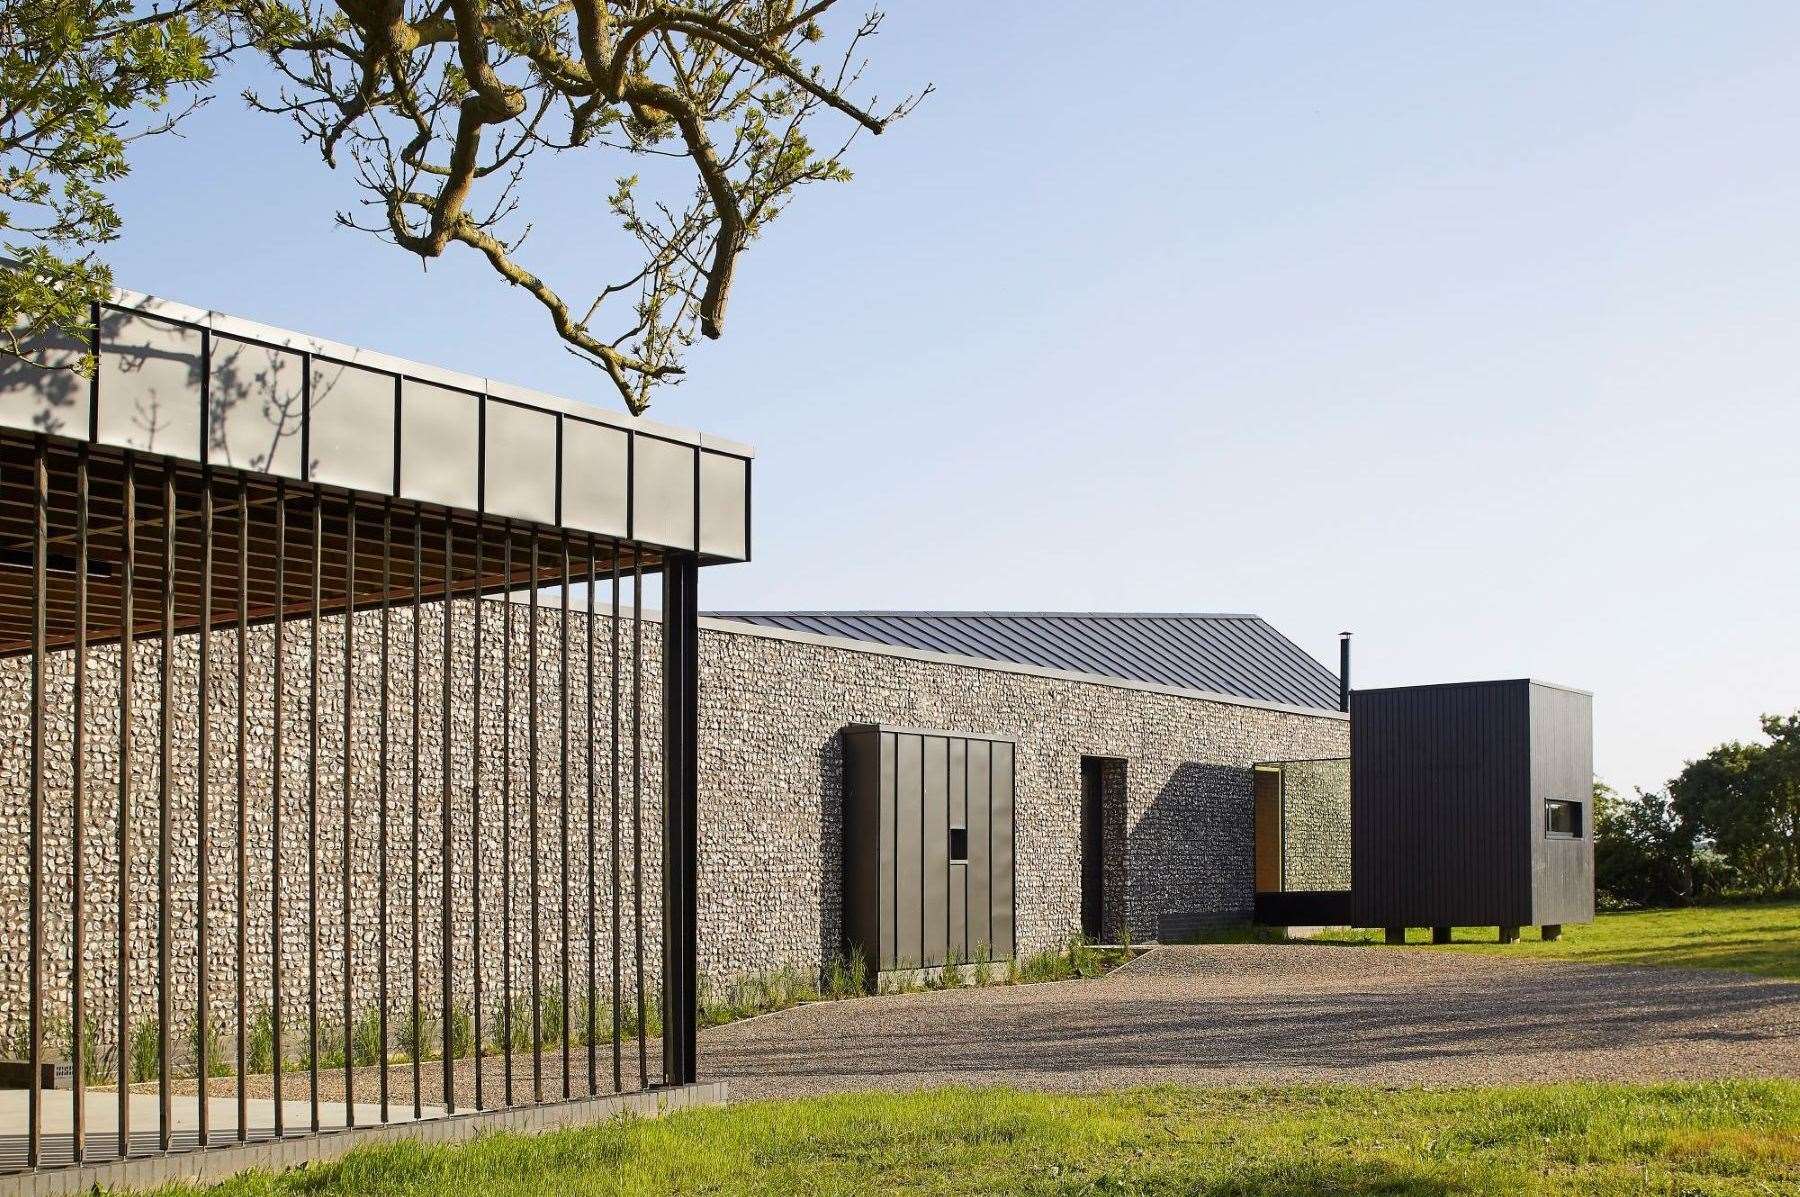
<box><xmin>138</xmin><ymin>1082</ymin><xmax>1800</xmax><ymax>1195</ymax></box>
<box><xmin>1303</xmin><ymin>897</ymin><xmax>1800</xmax><ymax>979</ymax></box>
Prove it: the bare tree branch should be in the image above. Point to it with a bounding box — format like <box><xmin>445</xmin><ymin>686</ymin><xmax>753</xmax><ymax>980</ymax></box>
<box><xmin>250</xmin><ymin>0</ymin><xmax>924</xmax><ymax>412</ymax></box>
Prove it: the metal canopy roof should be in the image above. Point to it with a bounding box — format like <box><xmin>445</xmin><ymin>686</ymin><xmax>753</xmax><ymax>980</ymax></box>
<box><xmin>706</xmin><ymin>610</ymin><xmax>1343</xmax><ymax>711</ymax></box>
<box><xmin>0</xmin><ymin>286</ymin><xmax>753</xmax><ymax>562</ymax></box>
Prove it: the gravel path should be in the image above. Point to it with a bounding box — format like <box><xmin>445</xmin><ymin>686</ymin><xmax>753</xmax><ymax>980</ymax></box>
<box><xmin>699</xmin><ymin>944</ymin><xmax>1800</xmax><ymax>1100</ymax></box>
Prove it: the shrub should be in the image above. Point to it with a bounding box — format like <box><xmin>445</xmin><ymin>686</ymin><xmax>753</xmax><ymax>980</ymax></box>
<box><xmin>247</xmin><ymin>1008</ymin><xmax>274</xmax><ymax>1075</ymax></box>
<box><xmin>190</xmin><ymin>1018</ymin><xmax>232</xmax><ymax>1079</ymax></box>
<box><xmin>351</xmin><ymin>1006</ymin><xmax>385</xmax><ymax>1067</ymax></box>
<box><xmin>129</xmin><ymin>1020</ymin><xmax>159</xmax><ymax>1084</ymax></box>
<box><xmin>822</xmin><ymin>945</ymin><xmax>867</xmax><ymax>999</ymax></box>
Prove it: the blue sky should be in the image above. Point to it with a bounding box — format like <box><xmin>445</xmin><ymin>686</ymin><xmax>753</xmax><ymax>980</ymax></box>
<box><xmin>106</xmin><ymin>4</ymin><xmax>1799</xmax><ymax>796</ymax></box>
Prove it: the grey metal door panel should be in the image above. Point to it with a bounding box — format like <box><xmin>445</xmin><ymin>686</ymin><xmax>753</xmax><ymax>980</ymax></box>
<box><xmin>878</xmin><ymin>731</ymin><xmax>897</xmax><ymax>969</ymax></box>
<box><xmin>991</xmin><ymin>741</ymin><xmax>1016</xmax><ymax>957</ymax></box>
<box><xmin>967</xmin><ymin>738</ymin><xmax>992</xmax><ymax>956</ymax></box>
<box><xmin>843</xmin><ymin>724</ymin><xmax>1018</xmax><ymax>976</ymax></box>
<box><xmin>895</xmin><ymin>732</ymin><xmax>923</xmax><ymax>967</ymax></box>
<box><xmin>922</xmin><ymin>736</ymin><xmax>949</xmax><ymax>966</ymax></box>
<box><xmin>949</xmin><ymin>737</ymin><xmax>967</xmax><ymax>830</ymax></box>
<box><xmin>949</xmin><ymin>862</ymin><xmax>968</xmax><ymax>958</ymax></box>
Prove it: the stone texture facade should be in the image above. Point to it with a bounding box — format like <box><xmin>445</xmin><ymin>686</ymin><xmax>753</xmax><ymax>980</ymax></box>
<box><xmin>695</xmin><ymin>621</ymin><xmax>1349</xmax><ymax>968</ymax></box>
<box><xmin>0</xmin><ymin>605</ymin><xmax>1348</xmax><ymax>1055</ymax></box>
<box><xmin>1277</xmin><ymin>758</ymin><xmax>1353</xmax><ymax>892</ymax></box>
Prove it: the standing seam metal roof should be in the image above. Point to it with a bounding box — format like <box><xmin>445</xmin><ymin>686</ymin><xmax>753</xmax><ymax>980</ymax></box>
<box><xmin>702</xmin><ymin>611</ymin><xmax>1342</xmax><ymax>711</ymax></box>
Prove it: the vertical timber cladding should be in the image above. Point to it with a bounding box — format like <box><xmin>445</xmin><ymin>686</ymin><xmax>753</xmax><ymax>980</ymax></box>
<box><xmin>1349</xmin><ymin>679</ymin><xmax>1595</xmax><ymax>930</ymax></box>
<box><xmin>841</xmin><ymin>724</ymin><xmax>1017</xmax><ymax>976</ymax></box>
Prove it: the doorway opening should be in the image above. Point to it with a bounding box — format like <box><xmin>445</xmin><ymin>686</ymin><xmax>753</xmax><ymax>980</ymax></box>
<box><xmin>1079</xmin><ymin>756</ymin><xmax>1127</xmax><ymax>941</ymax></box>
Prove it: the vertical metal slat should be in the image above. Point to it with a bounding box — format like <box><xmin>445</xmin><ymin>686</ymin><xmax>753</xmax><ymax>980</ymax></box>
<box><xmin>71</xmin><ymin>447</ymin><xmax>89</xmax><ymax>1163</ymax></box>
<box><xmin>440</xmin><ymin>514</ymin><xmax>456</xmax><ymax>1112</ymax></box>
<box><xmin>271</xmin><ymin>478</ymin><xmax>286</xmax><ymax>1138</ymax></box>
<box><xmin>27</xmin><ymin>438</ymin><xmax>47</xmax><ymax>1167</ymax></box>
<box><xmin>500</xmin><ymin>524</ymin><xmax>514</xmax><ymax>1107</ymax></box>
<box><xmin>342</xmin><ymin>498</ymin><xmax>358</xmax><ymax>1125</ymax></box>
<box><xmin>197</xmin><ymin>469</ymin><xmax>214</xmax><ymax>1145</ymax></box>
<box><xmin>610</xmin><ymin>549</ymin><xmax>621</xmax><ymax>1094</ymax></box>
<box><xmin>307</xmin><ymin>489</ymin><xmax>322</xmax><ymax>1135</ymax></box>
<box><xmin>117</xmin><ymin>452</ymin><xmax>136</xmax><ymax>1159</ymax></box>
<box><xmin>631</xmin><ymin>558</ymin><xmax>645</xmax><ymax>1088</ymax></box>
<box><xmin>471</xmin><ymin>525</ymin><xmax>486</xmax><ymax>1111</ymax></box>
<box><xmin>558</xmin><ymin>530</ymin><xmax>571</xmax><ymax>1099</ymax></box>
<box><xmin>157</xmin><ymin>462</ymin><xmax>175</xmax><ymax>1151</ymax></box>
<box><xmin>584</xmin><ymin>536</ymin><xmax>597</xmax><ymax>1096</ymax></box>
<box><xmin>378</xmin><ymin>499</ymin><xmax>393</xmax><ymax>1124</ymax></box>
<box><xmin>235</xmin><ymin>481</ymin><xmax>249</xmax><ymax>1143</ymax></box>
<box><xmin>528</xmin><ymin>534</ymin><xmax>542</xmax><ymax>1102</ymax></box>
<box><xmin>409</xmin><ymin>509</ymin><xmax>423</xmax><ymax>1121</ymax></box>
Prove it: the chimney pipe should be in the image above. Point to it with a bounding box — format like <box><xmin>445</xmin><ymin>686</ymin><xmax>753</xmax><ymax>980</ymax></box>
<box><xmin>1338</xmin><ymin>632</ymin><xmax>1351</xmax><ymax>713</ymax></box>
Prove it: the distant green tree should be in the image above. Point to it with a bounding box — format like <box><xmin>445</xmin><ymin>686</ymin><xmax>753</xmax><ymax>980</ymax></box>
<box><xmin>1670</xmin><ymin>721</ymin><xmax>1800</xmax><ymax>895</ymax></box>
<box><xmin>1593</xmin><ymin>781</ymin><xmax>1698</xmax><ymax>909</ymax></box>
<box><xmin>0</xmin><ymin>1</ymin><xmax>224</xmax><ymax>359</ymax></box>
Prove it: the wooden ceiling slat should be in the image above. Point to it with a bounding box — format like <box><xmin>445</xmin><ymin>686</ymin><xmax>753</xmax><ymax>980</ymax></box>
<box><xmin>0</xmin><ymin>435</ymin><xmax>660</xmax><ymax>659</ymax></box>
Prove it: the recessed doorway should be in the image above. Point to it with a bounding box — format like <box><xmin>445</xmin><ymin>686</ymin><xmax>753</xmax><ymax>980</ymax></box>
<box><xmin>1080</xmin><ymin>756</ymin><xmax>1127</xmax><ymax>940</ymax></box>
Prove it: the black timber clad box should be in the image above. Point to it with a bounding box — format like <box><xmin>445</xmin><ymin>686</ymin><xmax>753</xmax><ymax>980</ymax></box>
<box><xmin>842</xmin><ymin>724</ymin><xmax>1017</xmax><ymax>978</ymax></box>
<box><xmin>1350</xmin><ymin>679</ymin><xmax>1594</xmax><ymax>930</ymax></box>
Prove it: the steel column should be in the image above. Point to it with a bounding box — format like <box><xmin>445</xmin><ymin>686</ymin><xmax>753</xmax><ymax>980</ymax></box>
<box><xmin>661</xmin><ymin>552</ymin><xmax>700</xmax><ymax>1086</ymax></box>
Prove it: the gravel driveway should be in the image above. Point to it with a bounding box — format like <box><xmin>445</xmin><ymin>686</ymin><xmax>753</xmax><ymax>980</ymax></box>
<box><xmin>700</xmin><ymin>944</ymin><xmax>1800</xmax><ymax>1100</ymax></box>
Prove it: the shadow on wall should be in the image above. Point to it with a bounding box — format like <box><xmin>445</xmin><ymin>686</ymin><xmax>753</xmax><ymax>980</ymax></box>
<box><xmin>0</xmin><ymin>333</ymin><xmax>89</xmax><ymax>436</ymax></box>
<box><xmin>1134</xmin><ymin>761</ymin><xmax>1255</xmax><ymax>941</ymax></box>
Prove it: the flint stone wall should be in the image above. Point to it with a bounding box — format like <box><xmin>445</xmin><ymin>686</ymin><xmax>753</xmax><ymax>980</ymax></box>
<box><xmin>1278</xmin><ymin>757</ymin><xmax>1353</xmax><ymax>892</ymax></box>
<box><xmin>0</xmin><ymin>605</ymin><xmax>1349</xmax><ymax>1055</ymax></box>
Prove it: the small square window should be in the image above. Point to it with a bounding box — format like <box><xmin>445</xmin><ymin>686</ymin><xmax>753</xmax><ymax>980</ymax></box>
<box><xmin>949</xmin><ymin>827</ymin><xmax>969</xmax><ymax>862</ymax></box>
<box><xmin>1545</xmin><ymin>799</ymin><xmax>1583</xmax><ymax>839</ymax></box>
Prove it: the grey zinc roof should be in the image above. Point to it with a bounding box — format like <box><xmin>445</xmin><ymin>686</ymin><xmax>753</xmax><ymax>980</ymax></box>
<box><xmin>702</xmin><ymin>611</ymin><xmax>1343</xmax><ymax>711</ymax></box>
